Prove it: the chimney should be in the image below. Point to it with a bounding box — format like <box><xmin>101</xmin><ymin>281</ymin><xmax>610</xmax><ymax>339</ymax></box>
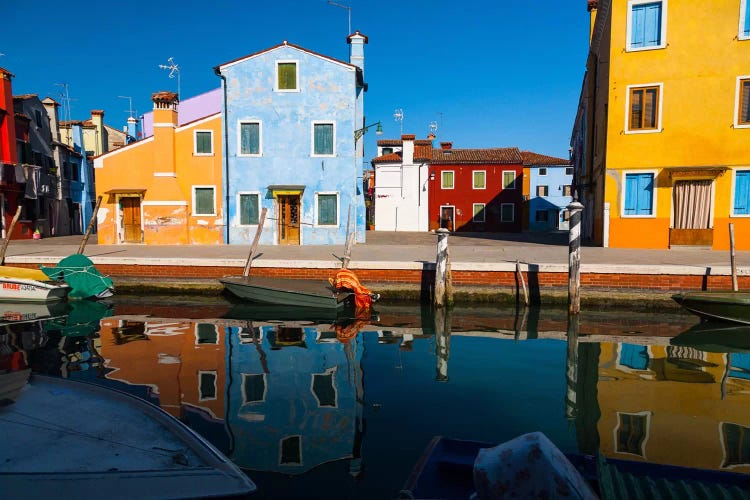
<box><xmin>127</xmin><ymin>116</ymin><xmax>138</xmax><ymax>143</ymax></box>
<box><xmin>588</xmin><ymin>0</ymin><xmax>598</xmax><ymax>43</ymax></box>
<box><xmin>42</xmin><ymin>98</ymin><xmax>61</xmax><ymax>142</ymax></box>
<box><xmin>347</xmin><ymin>31</ymin><xmax>368</xmax><ymax>75</ymax></box>
<box><xmin>90</xmin><ymin>109</ymin><xmax>105</xmax><ymax>155</ymax></box>
<box><xmin>401</xmin><ymin>134</ymin><xmax>415</xmax><ymax>164</ymax></box>
<box><xmin>440</xmin><ymin>142</ymin><xmax>453</xmax><ymax>150</ymax></box>
<box><xmin>152</xmin><ymin>91</ymin><xmax>179</xmax><ymax>174</ymax></box>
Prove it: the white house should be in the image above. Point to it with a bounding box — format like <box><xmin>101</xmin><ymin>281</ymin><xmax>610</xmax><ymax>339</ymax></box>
<box><xmin>371</xmin><ymin>135</ymin><xmax>431</xmax><ymax>231</ymax></box>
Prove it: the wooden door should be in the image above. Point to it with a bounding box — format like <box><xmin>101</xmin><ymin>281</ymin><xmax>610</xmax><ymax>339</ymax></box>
<box><xmin>278</xmin><ymin>195</ymin><xmax>300</xmax><ymax>245</ymax></box>
<box><xmin>120</xmin><ymin>197</ymin><xmax>142</xmax><ymax>243</ymax></box>
<box><xmin>440</xmin><ymin>206</ymin><xmax>455</xmax><ymax>231</ymax></box>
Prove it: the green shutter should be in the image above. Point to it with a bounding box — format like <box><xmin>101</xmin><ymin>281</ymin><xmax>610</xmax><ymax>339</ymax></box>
<box><xmin>314</xmin><ymin>124</ymin><xmax>333</xmax><ymax>155</ymax></box>
<box><xmin>195</xmin><ymin>188</ymin><xmax>214</xmax><ymax>215</ymax></box>
<box><xmin>240</xmin><ymin>194</ymin><xmax>259</xmax><ymax>224</ymax></box>
<box><xmin>196</xmin><ymin>132</ymin><xmax>212</xmax><ymax>154</ymax></box>
<box><xmin>240</xmin><ymin>123</ymin><xmax>260</xmax><ymax>154</ymax></box>
<box><xmin>473</xmin><ymin>172</ymin><xmax>485</xmax><ymax>189</ymax></box>
<box><xmin>278</xmin><ymin>63</ymin><xmax>297</xmax><ymax>90</ymax></box>
<box><xmin>442</xmin><ymin>171</ymin><xmax>453</xmax><ymax>188</ymax></box>
<box><xmin>318</xmin><ymin>194</ymin><xmax>337</xmax><ymax>225</ymax></box>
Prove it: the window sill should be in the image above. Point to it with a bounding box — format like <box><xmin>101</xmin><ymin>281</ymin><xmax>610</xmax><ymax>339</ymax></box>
<box><xmin>734</xmin><ymin>123</ymin><xmax>750</xmax><ymax>129</ymax></box>
<box><xmin>275</xmin><ymin>88</ymin><xmax>300</xmax><ymax>93</ymax></box>
<box><xmin>625</xmin><ymin>45</ymin><xmax>666</xmax><ymax>53</ymax></box>
<box><xmin>192</xmin><ymin>213</ymin><xmax>217</xmax><ymax>217</ymax></box>
<box><xmin>624</xmin><ymin>128</ymin><xmax>662</xmax><ymax>135</ymax></box>
<box><xmin>311</xmin><ymin>154</ymin><xmax>336</xmax><ymax>158</ymax></box>
<box><xmin>193</xmin><ymin>153</ymin><xmax>215</xmax><ymax>157</ymax></box>
<box><xmin>238</xmin><ymin>153</ymin><xmax>262</xmax><ymax>158</ymax></box>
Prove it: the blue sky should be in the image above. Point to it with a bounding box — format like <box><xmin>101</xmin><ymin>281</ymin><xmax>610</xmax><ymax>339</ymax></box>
<box><xmin>2</xmin><ymin>0</ymin><xmax>588</xmax><ymax>159</ymax></box>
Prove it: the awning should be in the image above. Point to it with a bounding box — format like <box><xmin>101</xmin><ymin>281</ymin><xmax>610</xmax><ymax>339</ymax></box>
<box><xmin>668</xmin><ymin>167</ymin><xmax>728</xmax><ymax>180</ymax></box>
<box><xmin>267</xmin><ymin>185</ymin><xmax>305</xmax><ymax>197</ymax></box>
<box><xmin>104</xmin><ymin>188</ymin><xmax>147</xmax><ymax>195</ymax></box>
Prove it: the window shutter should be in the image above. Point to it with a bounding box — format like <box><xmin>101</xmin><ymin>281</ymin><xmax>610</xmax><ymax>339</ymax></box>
<box><xmin>624</xmin><ymin>174</ymin><xmax>639</xmax><ymax>214</ymax></box>
<box><xmin>318</xmin><ymin>194</ymin><xmax>336</xmax><ymax>225</ymax></box>
<box><xmin>735</xmin><ymin>172</ymin><xmax>750</xmax><ymax>214</ymax></box>
<box><xmin>241</xmin><ymin>123</ymin><xmax>260</xmax><ymax>154</ymax></box>
<box><xmin>278</xmin><ymin>63</ymin><xmax>296</xmax><ymax>90</ymax></box>
<box><xmin>741</xmin><ymin>80</ymin><xmax>750</xmax><ymax>124</ymax></box>
<box><xmin>631</xmin><ymin>4</ymin><xmax>646</xmax><ymax>47</ymax></box>
<box><xmin>240</xmin><ymin>194</ymin><xmax>259</xmax><ymax>224</ymax></box>
<box><xmin>196</xmin><ymin>132</ymin><xmax>211</xmax><ymax>153</ymax></box>
<box><xmin>745</xmin><ymin>3</ymin><xmax>750</xmax><ymax>37</ymax></box>
<box><xmin>195</xmin><ymin>188</ymin><xmax>214</xmax><ymax>215</ymax></box>
<box><xmin>644</xmin><ymin>3</ymin><xmax>662</xmax><ymax>46</ymax></box>
<box><xmin>314</xmin><ymin>124</ymin><xmax>333</xmax><ymax>155</ymax></box>
<box><xmin>637</xmin><ymin>174</ymin><xmax>653</xmax><ymax>215</ymax></box>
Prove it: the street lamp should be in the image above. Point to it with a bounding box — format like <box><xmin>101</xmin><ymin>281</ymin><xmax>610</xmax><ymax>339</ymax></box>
<box><xmin>354</xmin><ymin>121</ymin><xmax>383</xmax><ymax>143</ymax></box>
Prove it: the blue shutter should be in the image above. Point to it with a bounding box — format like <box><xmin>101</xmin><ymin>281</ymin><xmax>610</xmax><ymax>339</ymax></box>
<box><xmin>631</xmin><ymin>4</ymin><xmax>646</xmax><ymax>47</ymax></box>
<box><xmin>241</xmin><ymin>123</ymin><xmax>259</xmax><ymax>155</ymax></box>
<box><xmin>314</xmin><ymin>124</ymin><xmax>333</xmax><ymax>155</ymax></box>
<box><xmin>624</xmin><ymin>174</ymin><xmax>639</xmax><ymax>215</ymax></box>
<box><xmin>631</xmin><ymin>2</ymin><xmax>662</xmax><ymax>48</ymax></box>
<box><xmin>637</xmin><ymin>173</ymin><xmax>653</xmax><ymax>215</ymax></box>
<box><xmin>735</xmin><ymin>171</ymin><xmax>750</xmax><ymax>215</ymax></box>
<box><xmin>644</xmin><ymin>3</ymin><xmax>662</xmax><ymax>46</ymax></box>
<box><xmin>730</xmin><ymin>353</ymin><xmax>750</xmax><ymax>380</ymax></box>
<box><xmin>745</xmin><ymin>2</ymin><xmax>750</xmax><ymax>37</ymax></box>
<box><xmin>620</xmin><ymin>344</ymin><xmax>649</xmax><ymax>370</ymax></box>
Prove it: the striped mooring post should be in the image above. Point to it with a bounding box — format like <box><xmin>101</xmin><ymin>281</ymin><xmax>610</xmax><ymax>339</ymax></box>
<box><xmin>434</xmin><ymin>228</ymin><xmax>453</xmax><ymax>307</ymax></box>
<box><xmin>567</xmin><ymin>201</ymin><xmax>584</xmax><ymax>315</ymax></box>
<box><xmin>565</xmin><ymin>313</ymin><xmax>580</xmax><ymax>420</ymax></box>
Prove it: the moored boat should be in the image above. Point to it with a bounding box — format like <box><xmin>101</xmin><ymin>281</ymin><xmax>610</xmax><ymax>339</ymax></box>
<box><xmin>0</xmin><ymin>266</ymin><xmax>69</xmax><ymax>303</ymax></box>
<box><xmin>672</xmin><ymin>291</ymin><xmax>750</xmax><ymax>324</ymax></box>
<box><xmin>221</xmin><ymin>275</ymin><xmax>351</xmax><ymax>309</ymax></box>
<box><xmin>0</xmin><ymin>372</ymin><xmax>256</xmax><ymax>499</ymax></box>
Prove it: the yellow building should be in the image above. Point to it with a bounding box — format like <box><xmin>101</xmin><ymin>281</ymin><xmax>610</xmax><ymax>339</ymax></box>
<box><xmin>572</xmin><ymin>0</ymin><xmax>750</xmax><ymax>249</ymax></box>
<box><xmin>93</xmin><ymin>92</ymin><xmax>223</xmax><ymax>244</ymax></box>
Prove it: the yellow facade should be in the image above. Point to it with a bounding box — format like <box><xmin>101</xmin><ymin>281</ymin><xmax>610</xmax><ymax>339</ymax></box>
<box><xmin>596</xmin><ymin>343</ymin><xmax>750</xmax><ymax>472</ymax></box>
<box><xmin>575</xmin><ymin>0</ymin><xmax>750</xmax><ymax>249</ymax></box>
<box><xmin>94</xmin><ymin>93</ymin><xmax>223</xmax><ymax>244</ymax></box>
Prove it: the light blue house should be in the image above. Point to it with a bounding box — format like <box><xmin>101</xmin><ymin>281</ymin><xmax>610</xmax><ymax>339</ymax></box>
<box><xmin>522</xmin><ymin>152</ymin><xmax>573</xmax><ymax>232</ymax></box>
<box><xmin>214</xmin><ymin>33</ymin><xmax>369</xmax><ymax>245</ymax></box>
<box><xmin>70</xmin><ymin>124</ymin><xmax>96</xmax><ymax>233</ymax></box>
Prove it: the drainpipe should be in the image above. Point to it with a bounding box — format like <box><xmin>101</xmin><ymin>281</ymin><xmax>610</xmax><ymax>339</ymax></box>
<box><xmin>214</xmin><ymin>67</ymin><xmax>230</xmax><ymax>244</ymax></box>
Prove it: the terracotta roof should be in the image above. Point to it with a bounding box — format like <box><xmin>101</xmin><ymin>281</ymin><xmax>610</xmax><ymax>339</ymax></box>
<box><xmin>13</xmin><ymin>94</ymin><xmax>38</xmax><ymax>100</ymax></box>
<box><xmin>346</xmin><ymin>31</ymin><xmax>369</xmax><ymax>44</ymax></box>
<box><xmin>415</xmin><ymin>145</ymin><xmax>431</xmax><ymax>161</ymax></box>
<box><xmin>377</xmin><ymin>138</ymin><xmax>433</xmax><ymax>146</ymax></box>
<box><xmin>152</xmin><ymin>91</ymin><xmax>178</xmax><ymax>104</ymax></box>
<box><xmin>520</xmin><ymin>151</ymin><xmax>570</xmax><ymax>167</ymax></box>
<box><xmin>431</xmin><ymin>147</ymin><xmax>523</xmax><ymax>165</ymax></box>
<box><xmin>60</xmin><ymin>119</ymin><xmax>95</xmax><ymax>128</ymax></box>
<box><xmin>91</xmin><ymin>109</ymin><xmax>104</xmax><ymax>115</ymax></box>
<box><xmin>371</xmin><ymin>152</ymin><xmax>403</xmax><ymax>164</ymax></box>
<box><xmin>588</xmin><ymin>0</ymin><xmax>598</xmax><ymax>11</ymax></box>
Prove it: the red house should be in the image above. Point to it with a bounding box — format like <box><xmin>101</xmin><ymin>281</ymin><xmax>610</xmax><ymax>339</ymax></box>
<box><xmin>0</xmin><ymin>67</ymin><xmax>26</xmax><ymax>239</ymax></box>
<box><xmin>428</xmin><ymin>142</ymin><xmax>524</xmax><ymax>232</ymax></box>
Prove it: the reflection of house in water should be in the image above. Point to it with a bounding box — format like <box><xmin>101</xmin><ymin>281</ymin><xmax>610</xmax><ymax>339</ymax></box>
<box><xmin>225</xmin><ymin>323</ymin><xmax>364</xmax><ymax>475</ymax></box>
<box><xmin>589</xmin><ymin>343</ymin><xmax>750</xmax><ymax>472</ymax></box>
<box><xmin>98</xmin><ymin>319</ymin><xmax>230</xmax><ymax>449</ymax></box>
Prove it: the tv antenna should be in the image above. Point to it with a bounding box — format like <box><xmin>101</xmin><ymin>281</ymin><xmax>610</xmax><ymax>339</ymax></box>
<box><xmin>55</xmin><ymin>83</ymin><xmax>74</xmax><ymax>144</ymax></box>
<box><xmin>158</xmin><ymin>57</ymin><xmax>181</xmax><ymax>98</ymax></box>
<box><xmin>327</xmin><ymin>1</ymin><xmax>351</xmax><ymax>35</ymax></box>
<box><xmin>117</xmin><ymin>96</ymin><xmax>136</xmax><ymax>119</ymax></box>
<box><xmin>394</xmin><ymin>108</ymin><xmax>404</xmax><ymax>135</ymax></box>
<box><xmin>428</xmin><ymin>121</ymin><xmax>438</xmax><ymax>139</ymax></box>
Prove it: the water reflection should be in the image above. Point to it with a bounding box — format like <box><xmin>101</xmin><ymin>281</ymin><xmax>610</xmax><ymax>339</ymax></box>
<box><xmin>3</xmin><ymin>299</ymin><xmax>750</xmax><ymax>498</ymax></box>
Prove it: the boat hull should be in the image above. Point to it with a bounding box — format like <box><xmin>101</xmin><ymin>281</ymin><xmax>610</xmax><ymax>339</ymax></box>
<box><xmin>221</xmin><ymin>275</ymin><xmax>345</xmax><ymax>309</ymax></box>
<box><xmin>672</xmin><ymin>291</ymin><xmax>750</xmax><ymax>324</ymax></box>
<box><xmin>0</xmin><ymin>277</ymin><xmax>69</xmax><ymax>303</ymax></box>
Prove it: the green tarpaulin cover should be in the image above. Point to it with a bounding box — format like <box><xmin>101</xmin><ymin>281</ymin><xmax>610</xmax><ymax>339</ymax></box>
<box><xmin>40</xmin><ymin>254</ymin><xmax>115</xmax><ymax>299</ymax></box>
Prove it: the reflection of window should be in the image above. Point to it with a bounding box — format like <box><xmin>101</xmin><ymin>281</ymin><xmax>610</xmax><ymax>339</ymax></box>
<box><xmin>280</xmin><ymin>435</ymin><xmax>302</xmax><ymax>465</ymax></box>
<box><xmin>196</xmin><ymin>323</ymin><xmax>218</xmax><ymax>344</ymax></box>
<box><xmin>441</xmin><ymin>171</ymin><xmax>454</xmax><ymax>189</ymax></box>
<box><xmin>312</xmin><ymin>368</ymin><xmax>337</xmax><ymax>407</ymax></box>
<box><xmin>473</xmin><ymin>171</ymin><xmax>486</xmax><ymax>189</ymax></box>
<box><xmin>472</xmin><ymin>203</ymin><xmax>485</xmax><ymax>222</ymax></box>
<box><xmin>535</xmin><ymin>210</ymin><xmax>549</xmax><ymax>223</ymax></box>
<box><xmin>501</xmin><ymin>203</ymin><xmax>514</xmax><ymax>222</ymax></box>
<box><xmin>242</xmin><ymin>373</ymin><xmax>266</xmax><ymax>404</ymax></box>
<box><xmin>563</xmin><ymin>185</ymin><xmax>572</xmax><ymax>196</ymax></box>
<box><xmin>615</xmin><ymin>411</ymin><xmax>650</xmax><ymax>457</ymax></box>
<box><xmin>722</xmin><ymin>422</ymin><xmax>750</xmax><ymax>468</ymax></box>
<box><xmin>619</xmin><ymin>344</ymin><xmax>649</xmax><ymax>370</ymax></box>
<box><xmin>238</xmin><ymin>326</ymin><xmax>260</xmax><ymax>344</ymax></box>
<box><xmin>537</xmin><ymin>185</ymin><xmax>548</xmax><ymax>196</ymax></box>
<box><xmin>566</xmin><ymin>167</ymin><xmax>574</xmax><ymax>175</ymax></box>
<box><xmin>199</xmin><ymin>370</ymin><xmax>217</xmax><ymax>400</ymax></box>
<box><xmin>729</xmin><ymin>353</ymin><xmax>750</xmax><ymax>380</ymax></box>
<box><xmin>562</xmin><ymin>210</ymin><xmax>570</xmax><ymax>221</ymax></box>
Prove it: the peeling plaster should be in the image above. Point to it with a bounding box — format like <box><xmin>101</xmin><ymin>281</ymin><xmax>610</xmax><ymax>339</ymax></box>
<box><xmin>197</xmin><ymin>220</ymin><xmax>208</xmax><ymax>226</ymax></box>
<box><xmin>98</xmin><ymin>208</ymin><xmax>109</xmax><ymax>223</ymax></box>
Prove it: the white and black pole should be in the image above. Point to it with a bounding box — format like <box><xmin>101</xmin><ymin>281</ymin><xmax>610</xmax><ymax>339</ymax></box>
<box><xmin>567</xmin><ymin>201</ymin><xmax>584</xmax><ymax>315</ymax></box>
<box><xmin>434</xmin><ymin>228</ymin><xmax>453</xmax><ymax>307</ymax></box>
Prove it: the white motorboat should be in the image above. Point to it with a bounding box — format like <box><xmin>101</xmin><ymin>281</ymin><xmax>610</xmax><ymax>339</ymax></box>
<box><xmin>0</xmin><ymin>266</ymin><xmax>69</xmax><ymax>303</ymax></box>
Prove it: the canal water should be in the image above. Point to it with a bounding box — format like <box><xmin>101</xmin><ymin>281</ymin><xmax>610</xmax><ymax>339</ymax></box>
<box><xmin>3</xmin><ymin>296</ymin><xmax>750</xmax><ymax>498</ymax></box>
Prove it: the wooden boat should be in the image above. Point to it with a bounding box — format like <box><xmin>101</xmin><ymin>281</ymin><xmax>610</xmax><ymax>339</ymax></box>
<box><xmin>672</xmin><ymin>291</ymin><xmax>750</xmax><ymax>324</ymax></box>
<box><xmin>221</xmin><ymin>275</ymin><xmax>351</xmax><ymax>309</ymax></box>
<box><xmin>399</xmin><ymin>435</ymin><xmax>750</xmax><ymax>499</ymax></box>
<box><xmin>0</xmin><ymin>266</ymin><xmax>69</xmax><ymax>303</ymax></box>
<box><xmin>0</xmin><ymin>371</ymin><xmax>256</xmax><ymax>499</ymax></box>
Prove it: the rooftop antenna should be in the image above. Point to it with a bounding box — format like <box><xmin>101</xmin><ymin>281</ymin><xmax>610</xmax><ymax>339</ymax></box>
<box><xmin>394</xmin><ymin>108</ymin><xmax>404</xmax><ymax>135</ymax></box>
<box><xmin>327</xmin><ymin>1</ymin><xmax>352</xmax><ymax>35</ymax></box>
<box><xmin>117</xmin><ymin>95</ymin><xmax>135</xmax><ymax>119</ymax></box>
<box><xmin>428</xmin><ymin>121</ymin><xmax>438</xmax><ymax>140</ymax></box>
<box><xmin>55</xmin><ymin>82</ymin><xmax>73</xmax><ymax>145</ymax></box>
<box><xmin>158</xmin><ymin>57</ymin><xmax>181</xmax><ymax>98</ymax></box>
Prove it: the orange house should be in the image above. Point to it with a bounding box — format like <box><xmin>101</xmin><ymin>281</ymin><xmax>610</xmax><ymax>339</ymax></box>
<box><xmin>94</xmin><ymin>92</ymin><xmax>223</xmax><ymax>244</ymax></box>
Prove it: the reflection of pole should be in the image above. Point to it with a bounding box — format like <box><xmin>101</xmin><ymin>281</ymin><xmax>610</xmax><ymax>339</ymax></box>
<box><xmin>434</xmin><ymin>228</ymin><xmax>453</xmax><ymax>307</ymax></box>
<box><xmin>565</xmin><ymin>313</ymin><xmax>580</xmax><ymax>420</ymax></box>
<box><xmin>349</xmin><ymin>334</ymin><xmax>365</xmax><ymax>477</ymax></box>
<box><xmin>435</xmin><ymin>306</ymin><xmax>451</xmax><ymax>381</ymax></box>
<box><xmin>567</xmin><ymin>201</ymin><xmax>584</xmax><ymax>314</ymax></box>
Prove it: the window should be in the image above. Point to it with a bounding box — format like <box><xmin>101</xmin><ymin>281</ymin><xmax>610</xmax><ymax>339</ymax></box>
<box><xmin>736</xmin><ymin>77</ymin><xmax>750</xmax><ymax>127</ymax></box>
<box><xmin>195</xmin><ymin>323</ymin><xmax>218</xmax><ymax>344</ymax></box>
<box><xmin>316</xmin><ymin>193</ymin><xmax>338</xmax><ymax>226</ymax></box>
<box><xmin>624</xmin><ymin>172</ymin><xmax>655</xmax><ymax>216</ymax></box>
<box><xmin>382</xmin><ymin>147</ymin><xmax>394</xmax><ymax>155</ymax></box>
<box><xmin>193</xmin><ymin>186</ymin><xmax>216</xmax><ymax>216</ymax></box>
<box><xmin>280</xmin><ymin>436</ymin><xmax>302</xmax><ymax>465</ymax></box>
<box><xmin>239</xmin><ymin>121</ymin><xmax>261</xmax><ymax>156</ymax></box>
<box><xmin>537</xmin><ymin>185</ymin><xmax>549</xmax><ymax>196</ymax></box>
<box><xmin>734</xmin><ymin>170</ymin><xmax>750</xmax><ymax>215</ymax></box>
<box><xmin>627</xmin><ymin>0</ymin><xmax>665</xmax><ymax>51</ymax></box>
<box><xmin>276</xmin><ymin>61</ymin><xmax>298</xmax><ymax>91</ymax></box>
<box><xmin>535</xmin><ymin>210</ymin><xmax>549</xmax><ymax>223</ymax></box>
<box><xmin>242</xmin><ymin>373</ymin><xmax>266</xmax><ymax>404</ymax></box>
<box><xmin>501</xmin><ymin>203</ymin><xmax>514</xmax><ymax>222</ymax></box>
<box><xmin>615</xmin><ymin>412</ymin><xmax>650</xmax><ymax>457</ymax></box>
<box><xmin>503</xmin><ymin>171</ymin><xmax>516</xmax><ymax>189</ymax></box>
<box><xmin>441</xmin><ymin>171</ymin><xmax>454</xmax><ymax>189</ymax></box>
<box><xmin>199</xmin><ymin>371</ymin><xmax>217</xmax><ymax>400</ymax></box>
<box><xmin>239</xmin><ymin>193</ymin><xmax>260</xmax><ymax>225</ymax></box>
<box><xmin>472</xmin><ymin>203</ymin><xmax>485</xmax><ymax>222</ymax></box>
<box><xmin>563</xmin><ymin>185</ymin><xmax>572</xmax><ymax>196</ymax></box>
<box><xmin>35</xmin><ymin>110</ymin><xmax>43</xmax><ymax>128</ymax></box>
<box><xmin>627</xmin><ymin>85</ymin><xmax>661</xmax><ymax>131</ymax></box>
<box><xmin>538</xmin><ymin>167</ymin><xmax>547</xmax><ymax>176</ymax></box>
<box><xmin>740</xmin><ymin>0</ymin><xmax>750</xmax><ymax>40</ymax></box>
<box><xmin>194</xmin><ymin>130</ymin><xmax>213</xmax><ymax>155</ymax></box>
<box><xmin>566</xmin><ymin>167</ymin><xmax>574</xmax><ymax>175</ymax></box>
<box><xmin>312</xmin><ymin>122</ymin><xmax>334</xmax><ymax>156</ymax></box>
<box><xmin>312</xmin><ymin>369</ymin><xmax>337</xmax><ymax>407</ymax></box>
<box><xmin>473</xmin><ymin>171</ymin><xmax>486</xmax><ymax>189</ymax></box>
<box><xmin>722</xmin><ymin>423</ymin><xmax>750</xmax><ymax>468</ymax></box>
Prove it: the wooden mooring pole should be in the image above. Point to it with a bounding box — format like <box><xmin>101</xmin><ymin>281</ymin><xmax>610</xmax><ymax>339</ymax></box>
<box><xmin>0</xmin><ymin>206</ymin><xmax>22</xmax><ymax>265</ymax></box>
<box><xmin>730</xmin><ymin>223</ymin><xmax>738</xmax><ymax>292</ymax></box>
<box><xmin>243</xmin><ymin>208</ymin><xmax>268</xmax><ymax>277</ymax></box>
<box><xmin>567</xmin><ymin>201</ymin><xmax>584</xmax><ymax>315</ymax></box>
<box><xmin>434</xmin><ymin>228</ymin><xmax>453</xmax><ymax>307</ymax></box>
<box><xmin>77</xmin><ymin>195</ymin><xmax>103</xmax><ymax>254</ymax></box>
<box><xmin>516</xmin><ymin>260</ymin><xmax>529</xmax><ymax>306</ymax></box>
<box><xmin>342</xmin><ymin>205</ymin><xmax>353</xmax><ymax>269</ymax></box>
